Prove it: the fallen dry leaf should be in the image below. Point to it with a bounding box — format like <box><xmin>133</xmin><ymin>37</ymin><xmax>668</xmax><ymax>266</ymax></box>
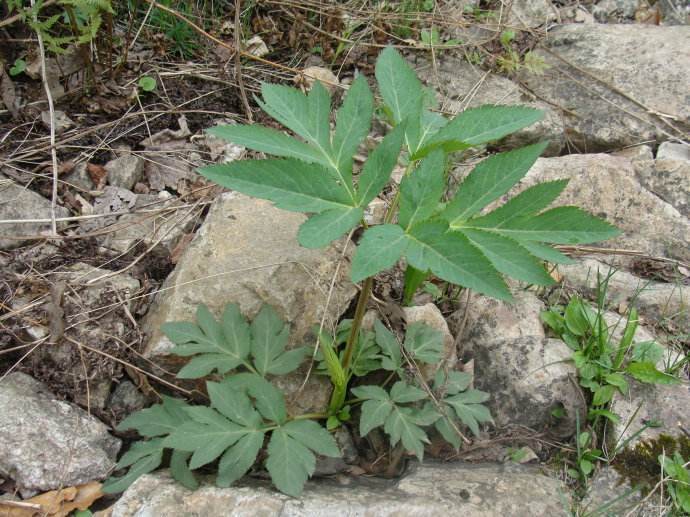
<box><xmin>87</xmin><ymin>163</ymin><xmax>108</xmax><ymax>190</ymax></box>
<box><xmin>0</xmin><ymin>481</ymin><xmax>103</xmax><ymax>517</ymax></box>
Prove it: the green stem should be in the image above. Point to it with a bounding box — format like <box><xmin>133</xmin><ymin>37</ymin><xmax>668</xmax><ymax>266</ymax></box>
<box><xmin>291</xmin><ymin>412</ymin><xmax>328</xmax><ymax>421</ymax></box>
<box><xmin>340</xmin><ymin>276</ymin><xmax>373</xmax><ymax>373</ymax></box>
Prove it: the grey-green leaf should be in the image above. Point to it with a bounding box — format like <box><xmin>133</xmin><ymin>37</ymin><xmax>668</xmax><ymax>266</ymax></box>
<box><xmin>442</xmin><ymin>142</ymin><xmax>548</xmax><ymax>224</ymax></box>
<box><xmin>405</xmin><ymin>221</ymin><xmax>511</xmax><ymax>301</ymax></box>
<box><xmin>375</xmin><ymin>320</ymin><xmax>402</xmax><ymax>372</ymax></box>
<box><xmin>359</xmin><ymin>398</ymin><xmax>393</xmax><ymax>436</ymax></box>
<box><xmin>357</xmin><ymin>123</ymin><xmax>405</xmax><ymax>206</ymax></box>
<box><xmin>390</xmin><ymin>381</ymin><xmax>427</xmax><ymax>403</ymax></box>
<box><xmin>283</xmin><ymin>419</ymin><xmax>341</xmax><ymax>457</ymax></box>
<box><xmin>333</xmin><ymin>75</ymin><xmax>374</xmax><ymax>174</ymax></box>
<box><xmin>266</xmin><ymin>428</ymin><xmax>316</xmax><ymax>497</ymax></box>
<box><xmin>403</xmin><ymin>322</ymin><xmax>444</xmax><ymax>365</ymax></box>
<box><xmin>399</xmin><ymin>150</ymin><xmax>446</xmax><ymax>230</ymax></box>
<box><xmin>423</xmin><ymin>105</ymin><xmax>544</xmax><ymax>153</ymax></box>
<box><xmin>170</xmin><ymin>450</ymin><xmax>198</xmax><ymax>490</ymax></box>
<box><xmin>297</xmin><ymin>207</ymin><xmax>363</xmax><ymax>248</ymax></box>
<box><xmin>216</xmin><ymin>431</ymin><xmax>265</xmax><ymax>487</ymax></box>
<box><xmin>206</xmin><ymin>124</ymin><xmax>323</xmax><ymax>164</ymax></box>
<box><xmin>198</xmin><ymin>159</ymin><xmax>355</xmax><ymax>213</ymax></box>
<box><xmin>351</xmin><ymin>224</ymin><xmax>408</xmax><ymax>282</ymax></box>
<box><xmin>375</xmin><ymin>47</ymin><xmax>423</xmax><ymax>124</ymax></box>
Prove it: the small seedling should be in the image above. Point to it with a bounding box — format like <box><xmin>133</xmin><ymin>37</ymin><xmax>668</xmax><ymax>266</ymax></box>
<box><xmin>9</xmin><ymin>58</ymin><xmax>26</xmax><ymax>76</ymax></box>
<box><xmin>138</xmin><ymin>75</ymin><xmax>157</xmax><ymax>92</ymax></box>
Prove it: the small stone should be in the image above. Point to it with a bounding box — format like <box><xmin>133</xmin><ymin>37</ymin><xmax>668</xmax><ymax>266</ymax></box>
<box><xmin>364</xmin><ymin>197</ymin><xmax>386</xmax><ymax>225</ymax></box>
<box><xmin>0</xmin><ymin>373</ymin><xmax>120</xmax><ymax>494</ymax></box>
<box><xmin>656</xmin><ymin>141</ymin><xmax>690</xmax><ymax>162</ymax></box>
<box><xmin>245</xmin><ymin>35</ymin><xmax>269</xmax><ymax>57</ymax></box>
<box><xmin>41</xmin><ymin>110</ymin><xmax>75</xmax><ymax>133</ymax></box>
<box><xmin>299</xmin><ymin>66</ymin><xmax>339</xmax><ymax>93</ymax></box>
<box><xmin>108</xmin><ymin>380</ymin><xmax>147</xmax><ymax>415</ymax></box>
<box><xmin>105</xmin><ymin>154</ymin><xmax>144</xmax><ymax>190</ymax></box>
<box><xmin>506</xmin><ymin>0</ymin><xmax>559</xmax><ymax>28</ymax></box>
<box><xmin>0</xmin><ymin>172</ymin><xmax>70</xmax><ymax>250</ymax></box>
<box><xmin>403</xmin><ymin>303</ymin><xmax>456</xmax><ymax>382</ymax></box>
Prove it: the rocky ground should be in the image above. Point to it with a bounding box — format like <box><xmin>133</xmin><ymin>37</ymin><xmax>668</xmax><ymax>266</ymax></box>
<box><xmin>1</xmin><ymin>0</ymin><xmax>689</xmax><ymax>515</ymax></box>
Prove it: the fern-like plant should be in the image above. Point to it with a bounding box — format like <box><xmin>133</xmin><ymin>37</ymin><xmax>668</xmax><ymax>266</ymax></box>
<box><xmin>106</xmin><ymin>47</ymin><xmax>620</xmax><ymax>497</ymax></box>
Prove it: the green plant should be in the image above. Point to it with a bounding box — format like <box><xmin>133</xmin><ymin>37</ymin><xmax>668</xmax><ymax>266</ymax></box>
<box><xmin>9</xmin><ymin>58</ymin><xmax>26</xmax><ymax>76</ymax></box>
<box><xmin>107</xmin><ymin>47</ymin><xmax>620</xmax><ymax>497</ymax></box>
<box><xmin>659</xmin><ymin>452</ymin><xmax>690</xmax><ymax>514</ymax></box>
<box><xmin>138</xmin><ymin>75</ymin><xmax>157</xmax><ymax>92</ymax></box>
<box><xmin>542</xmin><ymin>282</ymin><xmax>679</xmax><ymax>427</ymax></box>
<box><xmin>5</xmin><ymin>0</ymin><xmax>114</xmax><ymax>54</ymax></box>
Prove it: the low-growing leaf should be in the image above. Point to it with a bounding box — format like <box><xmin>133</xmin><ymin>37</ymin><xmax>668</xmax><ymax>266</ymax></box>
<box><xmin>117</xmin><ymin>396</ymin><xmax>190</xmax><ymax>437</ymax></box>
<box><xmin>592</xmin><ymin>384</ymin><xmax>616</xmax><ymax>406</ymax></box>
<box><xmin>283</xmin><ymin>419</ymin><xmax>341</xmax><ymax>457</ymax></box>
<box><xmin>102</xmin><ymin>447</ymin><xmax>164</xmax><ymax>494</ymax></box>
<box><xmin>390</xmin><ymin>381</ymin><xmax>427</xmax><ymax>403</ymax></box>
<box><xmin>375</xmin><ymin>320</ymin><xmax>403</xmax><ymax>372</ymax></box>
<box><xmin>170</xmin><ymin>450</ymin><xmax>198</xmax><ymax>489</ymax></box>
<box><xmin>403</xmin><ymin>322</ymin><xmax>444</xmax><ymax>365</ymax></box>
<box><xmin>359</xmin><ymin>398</ymin><xmax>394</xmax><ymax>436</ymax></box>
<box><xmin>216</xmin><ymin>431</ymin><xmax>265</xmax><ymax>487</ymax></box>
<box><xmin>265</xmin><ymin>427</ymin><xmax>316</xmax><ymax>497</ymax></box>
<box><xmin>250</xmin><ymin>305</ymin><xmax>293</xmax><ymax>377</ymax></box>
<box><xmin>383</xmin><ymin>406</ymin><xmax>429</xmax><ymax>460</ymax></box>
<box><xmin>631</xmin><ymin>341</ymin><xmax>664</xmax><ymax>364</ymax></box>
<box><xmin>626</xmin><ymin>362</ymin><xmax>680</xmax><ymax>385</ymax></box>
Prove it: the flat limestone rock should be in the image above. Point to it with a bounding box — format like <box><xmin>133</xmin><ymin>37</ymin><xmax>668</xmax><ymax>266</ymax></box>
<box><xmin>111</xmin><ymin>462</ymin><xmax>569</xmax><ymax>517</ymax></box>
<box><xmin>519</xmin><ymin>153</ymin><xmax>690</xmax><ymax>265</ymax></box>
<box><xmin>0</xmin><ymin>373</ymin><xmax>120</xmax><ymax>494</ymax></box>
<box><xmin>520</xmin><ymin>24</ymin><xmax>690</xmax><ymax>151</ymax></box>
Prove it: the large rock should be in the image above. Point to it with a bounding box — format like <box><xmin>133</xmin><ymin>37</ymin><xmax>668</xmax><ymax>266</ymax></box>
<box><xmin>449</xmin><ymin>291</ymin><xmax>585</xmax><ymax>437</ymax></box>
<box><xmin>111</xmin><ymin>463</ymin><xmax>569</xmax><ymax>516</ymax></box>
<box><xmin>506</xmin><ymin>0</ymin><xmax>559</xmax><ymax>28</ymax></box>
<box><xmin>0</xmin><ymin>173</ymin><xmax>70</xmax><ymax>249</ymax></box>
<box><xmin>0</xmin><ymin>373</ymin><xmax>120</xmax><ymax>494</ymax></box>
<box><xmin>520</xmin><ymin>24</ymin><xmax>690</xmax><ymax>151</ymax></box>
<box><xmin>581</xmin><ymin>467</ymin><xmax>649</xmax><ymax>516</ymax></box>
<box><xmin>143</xmin><ymin>192</ymin><xmax>357</xmax><ymax>413</ymax></box>
<box><xmin>558</xmin><ymin>258</ymin><xmax>689</xmax><ymax>335</ymax></box>
<box><xmin>410</xmin><ymin>55</ymin><xmax>565</xmax><ymax>155</ymax></box>
<box><xmin>610</xmin><ymin>381</ymin><xmax>690</xmax><ymax>449</ymax></box>
<box><xmin>518</xmin><ymin>153</ymin><xmax>690</xmax><ymax>265</ymax></box>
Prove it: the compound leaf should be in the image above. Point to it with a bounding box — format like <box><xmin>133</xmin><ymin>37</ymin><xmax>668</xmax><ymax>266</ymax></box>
<box><xmin>375</xmin><ymin>320</ymin><xmax>403</xmax><ymax>372</ymax></box>
<box><xmin>102</xmin><ymin>444</ymin><xmax>163</xmax><ymax>494</ymax></box>
<box><xmin>117</xmin><ymin>396</ymin><xmax>190</xmax><ymax>437</ymax></box>
<box><xmin>390</xmin><ymin>381</ymin><xmax>427</xmax><ymax>403</ymax></box>
<box><xmin>359</xmin><ymin>398</ymin><xmax>393</xmax><ymax>436</ymax></box>
<box><xmin>383</xmin><ymin>407</ymin><xmax>429</xmax><ymax>460</ymax></box>
<box><xmin>250</xmin><ymin>305</ymin><xmax>295</xmax><ymax>377</ymax></box>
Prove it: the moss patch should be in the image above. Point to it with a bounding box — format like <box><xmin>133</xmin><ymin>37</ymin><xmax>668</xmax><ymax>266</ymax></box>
<box><xmin>613</xmin><ymin>434</ymin><xmax>690</xmax><ymax>489</ymax></box>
